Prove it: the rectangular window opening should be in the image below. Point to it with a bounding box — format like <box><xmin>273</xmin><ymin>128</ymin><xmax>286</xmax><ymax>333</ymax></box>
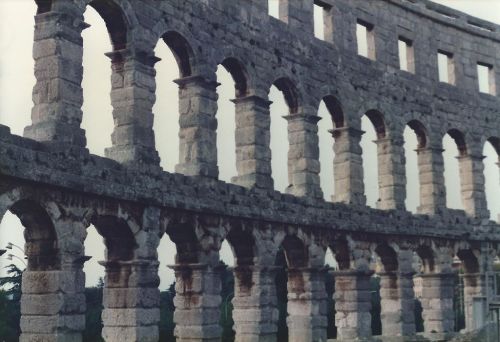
<box><xmin>477</xmin><ymin>63</ymin><xmax>496</xmax><ymax>95</ymax></box>
<box><xmin>398</xmin><ymin>37</ymin><xmax>415</xmax><ymax>73</ymax></box>
<box><xmin>268</xmin><ymin>0</ymin><xmax>280</xmax><ymax>19</ymax></box>
<box><xmin>437</xmin><ymin>51</ymin><xmax>455</xmax><ymax>85</ymax></box>
<box><xmin>313</xmin><ymin>3</ymin><xmax>325</xmax><ymax>40</ymax></box>
<box><xmin>356</xmin><ymin>20</ymin><xmax>375</xmax><ymax>60</ymax></box>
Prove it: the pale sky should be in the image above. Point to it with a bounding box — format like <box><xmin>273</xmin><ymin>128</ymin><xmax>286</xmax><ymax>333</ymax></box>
<box><xmin>0</xmin><ymin>0</ymin><xmax>499</xmax><ymax>289</ymax></box>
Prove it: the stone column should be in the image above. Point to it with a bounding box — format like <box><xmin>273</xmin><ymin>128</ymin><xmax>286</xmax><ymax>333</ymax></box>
<box><xmin>374</xmin><ymin>136</ymin><xmax>406</xmax><ymax>210</ymax></box>
<box><xmin>420</xmin><ymin>272</ymin><xmax>456</xmax><ymax>334</ymax></box>
<box><xmin>232</xmin><ymin>266</ymin><xmax>279</xmax><ymax>342</ymax></box>
<box><xmin>231</xmin><ymin>96</ymin><xmax>273</xmax><ymax>190</ymax></box>
<box><xmin>378</xmin><ymin>271</ymin><xmax>416</xmax><ymax>336</ymax></box>
<box><xmin>462</xmin><ymin>272</ymin><xmax>489</xmax><ymax>332</ymax></box>
<box><xmin>104</xmin><ymin>49</ymin><xmax>161</xmax><ymax>167</ymax></box>
<box><xmin>20</xmin><ymin>264</ymin><xmax>86</xmax><ymax>342</ymax></box>
<box><xmin>416</xmin><ymin>146</ymin><xmax>447</xmax><ymax>215</ymax></box>
<box><xmin>170</xmin><ymin>263</ymin><xmax>222</xmax><ymax>341</ymax></box>
<box><xmin>458</xmin><ymin>154</ymin><xmax>490</xmax><ymax>219</ymax></box>
<box><xmin>174</xmin><ymin>75</ymin><xmax>219</xmax><ymax>178</ymax></box>
<box><xmin>285</xmin><ymin>113</ymin><xmax>323</xmax><ymax>199</ymax></box>
<box><xmin>331</xmin><ymin>127</ymin><xmax>366</xmax><ymax>205</ymax></box>
<box><xmin>286</xmin><ymin>268</ymin><xmax>328</xmax><ymax>342</ymax></box>
<box><xmin>332</xmin><ymin>270</ymin><xmax>373</xmax><ymax>340</ymax></box>
<box><xmin>24</xmin><ymin>7</ymin><xmax>88</xmax><ymax>147</ymax></box>
<box><xmin>100</xmin><ymin>260</ymin><xmax>160</xmax><ymax>342</ymax></box>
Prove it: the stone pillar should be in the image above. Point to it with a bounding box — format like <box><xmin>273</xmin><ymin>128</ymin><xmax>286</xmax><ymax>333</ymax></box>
<box><xmin>101</xmin><ymin>260</ymin><xmax>160</xmax><ymax>342</ymax></box>
<box><xmin>231</xmin><ymin>96</ymin><xmax>273</xmax><ymax>190</ymax></box>
<box><xmin>104</xmin><ymin>49</ymin><xmax>161</xmax><ymax>167</ymax></box>
<box><xmin>287</xmin><ymin>268</ymin><xmax>328</xmax><ymax>342</ymax></box>
<box><xmin>232</xmin><ymin>266</ymin><xmax>279</xmax><ymax>342</ymax></box>
<box><xmin>20</xmin><ymin>266</ymin><xmax>86</xmax><ymax>342</ymax></box>
<box><xmin>333</xmin><ymin>270</ymin><xmax>373</xmax><ymax>340</ymax></box>
<box><xmin>375</xmin><ymin>137</ymin><xmax>406</xmax><ymax>210</ymax></box>
<box><xmin>331</xmin><ymin>127</ymin><xmax>366</xmax><ymax>205</ymax></box>
<box><xmin>278</xmin><ymin>0</ymin><xmax>314</xmax><ymax>33</ymax></box>
<box><xmin>458</xmin><ymin>154</ymin><xmax>490</xmax><ymax>219</ymax></box>
<box><xmin>24</xmin><ymin>7</ymin><xmax>88</xmax><ymax>147</ymax></box>
<box><xmin>285</xmin><ymin>113</ymin><xmax>323</xmax><ymax>198</ymax></box>
<box><xmin>420</xmin><ymin>272</ymin><xmax>456</xmax><ymax>334</ymax></box>
<box><xmin>378</xmin><ymin>271</ymin><xmax>416</xmax><ymax>336</ymax></box>
<box><xmin>174</xmin><ymin>76</ymin><xmax>219</xmax><ymax>178</ymax></box>
<box><xmin>416</xmin><ymin>146</ymin><xmax>447</xmax><ymax>215</ymax></box>
<box><xmin>171</xmin><ymin>263</ymin><xmax>222</xmax><ymax>341</ymax></box>
<box><xmin>462</xmin><ymin>272</ymin><xmax>489</xmax><ymax>332</ymax></box>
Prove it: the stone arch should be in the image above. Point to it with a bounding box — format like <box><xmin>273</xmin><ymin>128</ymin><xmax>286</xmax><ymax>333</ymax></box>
<box><xmin>165</xmin><ymin>217</ymin><xmax>201</xmax><ymax>264</ymax></box>
<box><xmin>87</xmin><ymin>0</ymin><xmax>130</xmax><ymax>51</ymax></box>
<box><xmin>90</xmin><ymin>215</ymin><xmax>137</xmax><ymax>262</ymax></box>
<box><xmin>323</xmin><ymin>95</ymin><xmax>344</xmax><ymax>128</ymax></box>
<box><xmin>415</xmin><ymin>245</ymin><xmax>435</xmax><ymax>273</ymax></box>
<box><xmin>273</xmin><ymin>77</ymin><xmax>299</xmax><ymax>114</ymax></box>
<box><xmin>160</xmin><ymin>31</ymin><xmax>196</xmax><ymax>78</ymax></box>
<box><xmin>374</xmin><ymin>243</ymin><xmax>398</xmax><ymax>272</ymax></box>
<box><xmin>407</xmin><ymin>119</ymin><xmax>428</xmax><ymax>149</ymax></box>
<box><xmin>280</xmin><ymin>234</ymin><xmax>308</xmax><ymax>268</ymax></box>
<box><xmin>365</xmin><ymin>109</ymin><xmax>386</xmax><ymax>139</ymax></box>
<box><xmin>35</xmin><ymin>0</ymin><xmax>51</xmax><ymax>14</ymax></box>
<box><xmin>225</xmin><ymin>225</ymin><xmax>255</xmax><ymax>267</ymax></box>
<box><xmin>329</xmin><ymin>238</ymin><xmax>351</xmax><ymax>270</ymax></box>
<box><xmin>7</xmin><ymin>199</ymin><xmax>60</xmax><ymax>271</ymax></box>
<box><xmin>486</xmin><ymin>137</ymin><xmax>500</xmax><ymax>158</ymax></box>
<box><xmin>220</xmin><ymin>57</ymin><xmax>249</xmax><ymax>98</ymax></box>
<box><xmin>456</xmin><ymin>249</ymin><xmax>479</xmax><ymax>274</ymax></box>
<box><xmin>446</xmin><ymin>128</ymin><xmax>467</xmax><ymax>156</ymax></box>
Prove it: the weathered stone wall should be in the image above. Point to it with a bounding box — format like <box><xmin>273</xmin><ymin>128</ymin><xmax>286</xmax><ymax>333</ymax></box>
<box><xmin>0</xmin><ymin>0</ymin><xmax>499</xmax><ymax>341</ymax></box>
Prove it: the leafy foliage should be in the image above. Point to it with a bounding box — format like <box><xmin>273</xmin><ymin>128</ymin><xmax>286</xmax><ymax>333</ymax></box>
<box><xmin>0</xmin><ymin>264</ymin><xmax>22</xmax><ymax>341</ymax></box>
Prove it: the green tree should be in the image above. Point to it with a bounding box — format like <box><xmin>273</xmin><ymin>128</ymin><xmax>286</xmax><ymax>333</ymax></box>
<box><xmin>83</xmin><ymin>279</ymin><xmax>104</xmax><ymax>342</ymax></box>
<box><xmin>0</xmin><ymin>264</ymin><xmax>23</xmax><ymax>341</ymax></box>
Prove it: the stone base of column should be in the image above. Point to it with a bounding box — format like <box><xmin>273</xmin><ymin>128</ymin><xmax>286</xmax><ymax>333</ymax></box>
<box><xmin>420</xmin><ymin>272</ymin><xmax>456</xmax><ymax>334</ymax></box>
<box><xmin>20</xmin><ymin>270</ymin><xmax>86</xmax><ymax>342</ymax></box>
<box><xmin>100</xmin><ymin>260</ymin><xmax>160</xmax><ymax>342</ymax></box>
<box><xmin>170</xmin><ymin>263</ymin><xmax>222</xmax><ymax>342</ymax></box>
<box><xmin>287</xmin><ymin>268</ymin><xmax>328</xmax><ymax>342</ymax></box>
<box><xmin>232</xmin><ymin>266</ymin><xmax>279</xmax><ymax>342</ymax></box>
<box><xmin>105</xmin><ymin>145</ymin><xmax>161</xmax><ymax>170</ymax></box>
<box><xmin>231</xmin><ymin>174</ymin><xmax>274</xmax><ymax>190</ymax></box>
<box><xmin>333</xmin><ymin>270</ymin><xmax>374</xmax><ymax>341</ymax></box>
<box><xmin>378</xmin><ymin>271</ymin><xmax>416</xmax><ymax>337</ymax></box>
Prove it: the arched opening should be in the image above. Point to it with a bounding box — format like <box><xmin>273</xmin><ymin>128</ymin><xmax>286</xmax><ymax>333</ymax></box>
<box><xmin>324</xmin><ymin>247</ymin><xmax>338</xmax><ymax>339</ymax></box>
<box><xmin>216</xmin><ymin>58</ymin><xmax>248</xmax><ymax>183</ymax></box>
<box><xmin>157</xmin><ymin>233</ymin><xmax>176</xmax><ymax>340</ymax></box>
<box><xmin>269</xmin><ymin>78</ymin><xmax>299</xmax><ymax>192</ymax></box>
<box><xmin>81</xmin><ymin>5</ymin><xmax>116</xmax><ymax>156</ymax></box>
<box><xmin>82</xmin><ymin>225</ymin><xmax>106</xmax><ymax>341</ymax></box>
<box><xmin>405</xmin><ymin>120</ymin><xmax>428</xmax><ymax>213</ymax></box>
<box><xmin>361</xmin><ymin>110</ymin><xmax>387</xmax><ymax>207</ymax></box>
<box><xmin>443</xmin><ymin>129</ymin><xmax>467</xmax><ymax>210</ymax></box>
<box><xmin>318</xmin><ymin>96</ymin><xmax>344</xmax><ymax>201</ymax></box>
<box><xmin>0</xmin><ymin>1</ymin><xmax>36</xmax><ymax>134</ymax></box>
<box><xmin>484</xmin><ymin>137</ymin><xmax>500</xmax><ymax>222</ymax></box>
<box><xmin>0</xmin><ymin>201</ymin><xmax>59</xmax><ymax>340</ymax></box>
<box><xmin>154</xmin><ymin>31</ymin><xmax>195</xmax><ymax>172</ymax></box>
